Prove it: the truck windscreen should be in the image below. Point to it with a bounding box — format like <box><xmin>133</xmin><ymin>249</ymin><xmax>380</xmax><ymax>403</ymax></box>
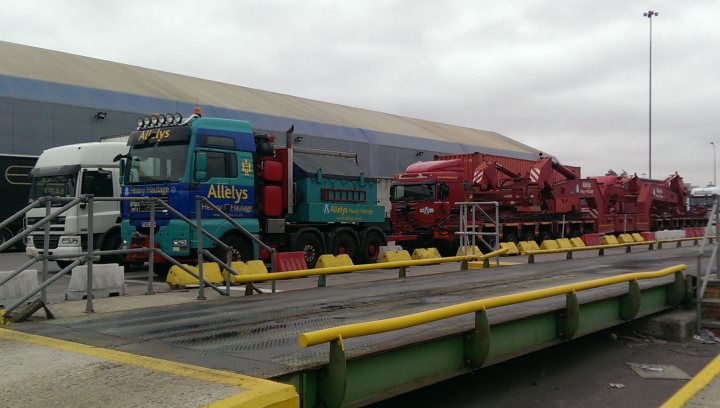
<box><xmin>29</xmin><ymin>173</ymin><xmax>77</xmax><ymax>200</ymax></box>
<box><xmin>690</xmin><ymin>195</ymin><xmax>716</xmax><ymax>208</ymax></box>
<box><xmin>390</xmin><ymin>183</ymin><xmax>435</xmax><ymax>202</ymax></box>
<box><xmin>125</xmin><ymin>141</ymin><xmax>189</xmax><ymax>184</ymax></box>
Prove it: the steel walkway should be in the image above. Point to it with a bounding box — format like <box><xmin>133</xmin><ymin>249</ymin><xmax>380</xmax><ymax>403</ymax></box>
<box><xmin>12</xmin><ymin>246</ymin><xmax>701</xmax><ymax>406</ymax></box>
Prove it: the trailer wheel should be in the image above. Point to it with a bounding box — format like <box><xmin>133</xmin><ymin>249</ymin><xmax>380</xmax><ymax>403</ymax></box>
<box><xmin>0</xmin><ymin>227</ymin><xmax>12</xmax><ymax>252</ymax></box>
<box><xmin>294</xmin><ymin>232</ymin><xmax>323</xmax><ymax>268</ymax></box>
<box><xmin>538</xmin><ymin>232</ymin><xmax>553</xmax><ymax>244</ymax></box>
<box><xmin>331</xmin><ymin>230</ymin><xmax>360</xmax><ymax>263</ymax></box>
<box><xmin>360</xmin><ymin>230</ymin><xmax>386</xmax><ymax>264</ymax></box>
<box><xmin>503</xmin><ymin>233</ymin><xmax>518</xmax><ymax>244</ymax></box>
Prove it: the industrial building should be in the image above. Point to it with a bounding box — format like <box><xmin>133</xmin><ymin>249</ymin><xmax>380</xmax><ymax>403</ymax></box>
<box><xmin>0</xmin><ymin>40</ymin><xmax>541</xmax><ymax>179</ymax></box>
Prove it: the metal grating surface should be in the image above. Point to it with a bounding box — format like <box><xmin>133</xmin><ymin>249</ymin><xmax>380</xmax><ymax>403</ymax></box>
<box><xmin>17</xmin><ymin>247</ymin><xmax>697</xmax><ymax>379</ymax></box>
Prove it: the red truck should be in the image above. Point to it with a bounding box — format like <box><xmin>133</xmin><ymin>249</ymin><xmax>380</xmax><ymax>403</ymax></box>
<box><xmin>389</xmin><ymin>152</ymin><xmax>704</xmax><ymax>254</ymax></box>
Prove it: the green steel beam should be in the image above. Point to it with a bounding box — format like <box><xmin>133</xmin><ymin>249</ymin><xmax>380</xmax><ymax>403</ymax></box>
<box><xmin>284</xmin><ymin>280</ymin><xmax>683</xmax><ymax>407</ymax></box>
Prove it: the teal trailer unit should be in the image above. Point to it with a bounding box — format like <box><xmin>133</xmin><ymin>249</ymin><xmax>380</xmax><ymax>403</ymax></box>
<box><xmin>121</xmin><ymin>112</ymin><xmax>386</xmax><ymax>274</ymax></box>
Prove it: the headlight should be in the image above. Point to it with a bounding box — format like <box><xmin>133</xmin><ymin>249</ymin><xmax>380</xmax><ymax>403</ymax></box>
<box><xmin>172</xmin><ymin>239</ymin><xmax>188</xmax><ymax>246</ymax></box>
<box><xmin>137</xmin><ymin>117</ymin><xmax>144</xmax><ymax>128</ymax></box>
<box><xmin>60</xmin><ymin>236</ymin><xmax>80</xmax><ymax>245</ymax></box>
<box><xmin>173</xmin><ymin>112</ymin><xmax>182</xmax><ymax>124</ymax></box>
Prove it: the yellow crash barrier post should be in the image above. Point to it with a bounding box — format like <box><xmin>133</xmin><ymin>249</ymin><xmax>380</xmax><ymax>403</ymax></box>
<box><xmin>412</xmin><ymin>248</ymin><xmax>442</xmax><ymax>260</ymax></box>
<box><xmin>570</xmin><ymin>237</ymin><xmax>586</xmax><ymax>247</ymax></box>
<box><xmin>316</xmin><ymin>254</ymin><xmax>340</xmax><ymax>268</ymax></box>
<box><xmin>631</xmin><ymin>233</ymin><xmax>645</xmax><ymax>242</ymax></box>
<box><xmin>602</xmin><ymin>235</ymin><xmax>620</xmax><ymax>245</ymax></box>
<box><xmin>499</xmin><ymin>242</ymin><xmax>519</xmax><ymax>256</ymax></box>
<box><xmin>556</xmin><ymin>238</ymin><xmax>573</xmax><ymax>249</ymax></box>
<box><xmin>456</xmin><ymin>246</ymin><xmax>483</xmax><ymax>257</ymax></box>
<box><xmin>618</xmin><ymin>234</ymin><xmax>634</xmax><ymax>244</ymax></box>
<box><xmin>380</xmin><ymin>250</ymin><xmax>412</xmax><ymax>263</ymax></box>
<box><xmin>224</xmin><ymin>261</ymin><xmax>268</xmax><ymax>284</ymax></box>
<box><xmin>540</xmin><ymin>239</ymin><xmax>559</xmax><ymax>250</ymax></box>
<box><xmin>166</xmin><ymin>263</ymin><xmax>224</xmax><ymax>286</ymax></box>
<box><xmin>517</xmin><ymin>240</ymin><xmax>540</xmax><ymax>255</ymax></box>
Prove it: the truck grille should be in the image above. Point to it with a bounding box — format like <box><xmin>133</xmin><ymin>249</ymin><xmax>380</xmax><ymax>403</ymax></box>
<box><xmin>31</xmin><ymin>236</ymin><xmax>60</xmax><ymax>250</ymax></box>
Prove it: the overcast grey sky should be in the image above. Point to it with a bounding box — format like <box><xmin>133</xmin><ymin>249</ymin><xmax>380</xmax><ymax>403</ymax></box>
<box><xmin>1</xmin><ymin>1</ymin><xmax>718</xmax><ymax>186</ymax></box>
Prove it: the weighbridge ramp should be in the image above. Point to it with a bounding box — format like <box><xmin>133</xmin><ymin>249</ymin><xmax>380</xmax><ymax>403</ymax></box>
<box><xmin>13</xmin><ymin>247</ymin><xmax>697</xmax><ymax>407</ymax></box>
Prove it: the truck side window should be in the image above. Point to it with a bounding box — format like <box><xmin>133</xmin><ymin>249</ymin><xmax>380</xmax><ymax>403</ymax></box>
<box><xmin>81</xmin><ymin>170</ymin><xmax>114</xmax><ymax>197</ymax></box>
<box><xmin>204</xmin><ymin>152</ymin><xmax>237</xmax><ymax>180</ymax></box>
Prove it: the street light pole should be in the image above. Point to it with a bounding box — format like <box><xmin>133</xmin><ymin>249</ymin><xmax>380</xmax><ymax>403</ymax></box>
<box><xmin>643</xmin><ymin>10</ymin><xmax>658</xmax><ymax>179</ymax></box>
<box><xmin>712</xmin><ymin>142</ymin><xmax>717</xmax><ymax>186</ymax></box>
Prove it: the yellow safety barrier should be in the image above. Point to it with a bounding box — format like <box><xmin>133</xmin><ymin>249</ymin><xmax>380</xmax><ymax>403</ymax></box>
<box><xmin>570</xmin><ymin>237</ymin><xmax>586</xmax><ymax>247</ymax></box>
<box><xmin>380</xmin><ymin>250</ymin><xmax>412</xmax><ymax>263</ymax></box>
<box><xmin>456</xmin><ymin>246</ymin><xmax>483</xmax><ymax>256</ymax></box>
<box><xmin>316</xmin><ymin>254</ymin><xmax>354</xmax><ymax>268</ymax></box>
<box><xmin>298</xmin><ymin>264</ymin><xmax>686</xmax><ymax>347</ymax></box>
<box><xmin>602</xmin><ymin>235</ymin><xmax>619</xmax><ymax>245</ymax></box>
<box><xmin>632</xmin><ymin>233</ymin><xmax>645</xmax><ymax>242</ymax></box>
<box><xmin>540</xmin><ymin>240</ymin><xmax>559</xmax><ymax>250</ymax></box>
<box><xmin>232</xmin><ymin>254</ymin><xmax>484</xmax><ymax>284</ymax></box>
<box><xmin>224</xmin><ymin>261</ymin><xmax>268</xmax><ymax>284</ymax></box>
<box><xmin>618</xmin><ymin>234</ymin><xmax>634</xmax><ymax>244</ymax></box>
<box><xmin>166</xmin><ymin>263</ymin><xmax>224</xmax><ymax>286</ymax></box>
<box><xmin>499</xmin><ymin>242</ymin><xmax>519</xmax><ymax>256</ymax></box>
<box><xmin>517</xmin><ymin>240</ymin><xmax>540</xmax><ymax>255</ymax></box>
<box><xmin>412</xmin><ymin>248</ymin><xmax>442</xmax><ymax>260</ymax></box>
<box><xmin>556</xmin><ymin>238</ymin><xmax>573</xmax><ymax>249</ymax></box>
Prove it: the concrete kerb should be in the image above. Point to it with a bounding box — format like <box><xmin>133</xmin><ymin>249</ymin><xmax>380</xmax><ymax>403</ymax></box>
<box><xmin>0</xmin><ymin>328</ymin><xmax>299</xmax><ymax>408</ymax></box>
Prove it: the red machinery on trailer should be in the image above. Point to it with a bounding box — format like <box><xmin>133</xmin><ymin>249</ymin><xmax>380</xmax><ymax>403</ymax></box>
<box><xmin>389</xmin><ymin>152</ymin><xmax>705</xmax><ymax>254</ymax></box>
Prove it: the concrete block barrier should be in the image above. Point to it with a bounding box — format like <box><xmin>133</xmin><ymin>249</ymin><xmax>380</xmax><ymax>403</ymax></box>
<box><xmin>66</xmin><ymin>264</ymin><xmax>125</xmax><ymax>301</ymax></box>
<box><xmin>0</xmin><ymin>270</ymin><xmax>38</xmax><ymax>307</ymax></box>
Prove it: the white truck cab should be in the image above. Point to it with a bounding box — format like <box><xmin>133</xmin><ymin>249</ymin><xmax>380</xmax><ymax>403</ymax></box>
<box><xmin>690</xmin><ymin>186</ymin><xmax>720</xmax><ymax>209</ymax></box>
<box><xmin>25</xmin><ymin>141</ymin><xmax>128</xmax><ymax>268</ymax></box>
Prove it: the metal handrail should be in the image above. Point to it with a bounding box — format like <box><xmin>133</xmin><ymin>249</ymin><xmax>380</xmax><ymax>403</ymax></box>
<box><xmin>298</xmin><ymin>264</ymin><xmax>686</xmax><ymax>347</ymax></box>
<box><xmin>696</xmin><ymin>197</ymin><xmax>720</xmax><ymax>331</ymax></box>
<box><xmin>0</xmin><ymin>195</ymin><xmax>235</xmax><ymax>321</ymax></box>
<box><xmin>456</xmin><ymin>201</ymin><xmax>500</xmax><ymax>267</ymax></box>
<box><xmin>0</xmin><ymin>196</ymin><xmax>83</xmax><ymax>253</ymax></box>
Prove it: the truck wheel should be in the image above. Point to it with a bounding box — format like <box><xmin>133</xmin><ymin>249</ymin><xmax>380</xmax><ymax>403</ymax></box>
<box><xmin>153</xmin><ymin>264</ymin><xmax>171</xmax><ymax>280</ymax></box>
<box><xmin>503</xmin><ymin>234</ymin><xmax>518</xmax><ymax>244</ymax></box>
<box><xmin>100</xmin><ymin>232</ymin><xmax>125</xmax><ymax>265</ymax></box>
<box><xmin>0</xmin><ymin>227</ymin><xmax>13</xmax><ymax>252</ymax></box>
<box><xmin>538</xmin><ymin>232</ymin><xmax>553</xmax><ymax>244</ymax></box>
<box><xmin>361</xmin><ymin>230</ymin><xmax>386</xmax><ymax>263</ymax></box>
<box><xmin>294</xmin><ymin>232</ymin><xmax>323</xmax><ymax>268</ymax></box>
<box><xmin>331</xmin><ymin>230</ymin><xmax>360</xmax><ymax>263</ymax></box>
<box><xmin>57</xmin><ymin>260</ymin><xmax>74</xmax><ymax>270</ymax></box>
<box><xmin>215</xmin><ymin>233</ymin><xmax>253</xmax><ymax>263</ymax></box>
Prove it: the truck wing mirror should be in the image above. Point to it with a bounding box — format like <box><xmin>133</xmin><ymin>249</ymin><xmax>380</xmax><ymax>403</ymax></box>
<box><xmin>195</xmin><ymin>151</ymin><xmax>207</xmax><ymax>181</ymax></box>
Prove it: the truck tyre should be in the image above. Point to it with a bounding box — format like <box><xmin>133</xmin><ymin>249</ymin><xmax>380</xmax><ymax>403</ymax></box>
<box><xmin>294</xmin><ymin>232</ymin><xmax>323</xmax><ymax>269</ymax></box>
<box><xmin>100</xmin><ymin>231</ymin><xmax>124</xmax><ymax>265</ymax></box>
<box><xmin>538</xmin><ymin>232</ymin><xmax>553</xmax><ymax>244</ymax></box>
<box><xmin>0</xmin><ymin>227</ymin><xmax>13</xmax><ymax>252</ymax></box>
<box><xmin>153</xmin><ymin>264</ymin><xmax>172</xmax><ymax>280</ymax></box>
<box><xmin>57</xmin><ymin>260</ymin><xmax>74</xmax><ymax>270</ymax></box>
<box><xmin>216</xmin><ymin>233</ymin><xmax>253</xmax><ymax>263</ymax></box>
<box><xmin>360</xmin><ymin>229</ymin><xmax>386</xmax><ymax>264</ymax></box>
<box><xmin>503</xmin><ymin>233</ymin><xmax>518</xmax><ymax>244</ymax></box>
<box><xmin>331</xmin><ymin>229</ymin><xmax>360</xmax><ymax>263</ymax></box>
